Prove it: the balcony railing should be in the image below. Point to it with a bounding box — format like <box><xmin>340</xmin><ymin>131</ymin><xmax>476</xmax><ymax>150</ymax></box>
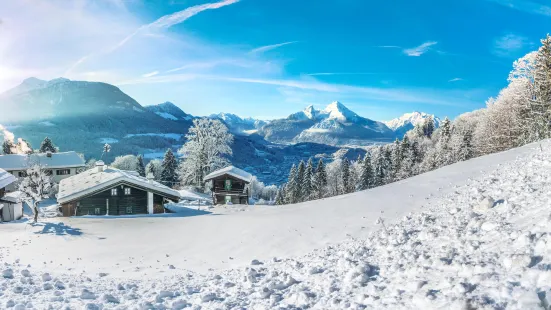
<box><xmin>212</xmin><ymin>187</ymin><xmax>249</xmax><ymax>195</ymax></box>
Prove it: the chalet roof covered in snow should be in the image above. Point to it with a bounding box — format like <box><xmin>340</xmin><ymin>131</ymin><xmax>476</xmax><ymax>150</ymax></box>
<box><xmin>203</xmin><ymin>166</ymin><xmax>253</xmax><ymax>183</ymax></box>
<box><xmin>0</xmin><ymin>168</ymin><xmax>16</xmax><ymax>189</ymax></box>
<box><xmin>0</xmin><ymin>152</ymin><xmax>85</xmax><ymax>171</ymax></box>
<box><xmin>57</xmin><ymin>166</ymin><xmax>180</xmax><ymax>204</ymax></box>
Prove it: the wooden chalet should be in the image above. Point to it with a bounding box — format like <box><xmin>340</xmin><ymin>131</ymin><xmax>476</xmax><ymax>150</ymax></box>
<box><xmin>204</xmin><ymin>166</ymin><xmax>252</xmax><ymax>205</ymax></box>
<box><xmin>57</xmin><ymin>161</ymin><xmax>180</xmax><ymax>217</ymax></box>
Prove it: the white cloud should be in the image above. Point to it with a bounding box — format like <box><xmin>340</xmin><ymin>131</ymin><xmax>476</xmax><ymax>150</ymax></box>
<box><xmin>485</xmin><ymin>0</ymin><xmax>551</xmax><ymax>17</ymax></box>
<box><xmin>493</xmin><ymin>34</ymin><xmax>531</xmax><ymax>57</ymax></box>
<box><xmin>249</xmin><ymin>41</ymin><xmax>298</xmax><ymax>54</ymax></box>
<box><xmin>403</xmin><ymin>41</ymin><xmax>438</xmax><ymax>57</ymax></box>
<box><xmin>306</xmin><ymin>72</ymin><xmax>377</xmax><ymax>76</ymax></box>
<box><xmin>449</xmin><ymin>78</ymin><xmax>463</xmax><ymax>82</ymax></box>
<box><xmin>142</xmin><ymin>71</ymin><xmax>159</xmax><ymax>78</ymax></box>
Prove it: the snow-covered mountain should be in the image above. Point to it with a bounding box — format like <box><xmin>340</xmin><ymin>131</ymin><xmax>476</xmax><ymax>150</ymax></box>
<box><xmin>209</xmin><ymin>112</ymin><xmax>267</xmax><ymax>134</ymax></box>
<box><xmin>260</xmin><ymin>101</ymin><xmax>394</xmax><ymax>145</ymax></box>
<box><xmin>384</xmin><ymin>111</ymin><xmax>441</xmax><ymax>137</ymax></box>
<box><xmin>145</xmin><ymin>102</ymin><xmax>194</xmax><ymax>122</ymax></box>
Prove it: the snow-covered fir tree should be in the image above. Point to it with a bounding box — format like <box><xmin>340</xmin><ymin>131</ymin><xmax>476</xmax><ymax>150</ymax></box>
<box><xmin>161</xmin><ymin>149</ymin><xmax>178</xmax><ymax>187</ymax></box>
<box><xmin>18</xmin><ymin>163</ymin><xmax>55</xmax><ymax>223</ymax></box>
<box><xmin>313</xmin><ymin>158</ymin><xmax>328</xmax><ymax>200</ymax></box>
<box><xmin>275</xmin><ymin>186</ymin><xmax>285</xmax><ymax>205</ymax></box>
<box><xmin>358</xmin><ymin>152</ymin><xmax>373</xmax><ymax>190</ymax></box>
<box><xmin>302</xmin><ymin>158</ymin><xmax>314</xmax><ymax>201</ymax></box>
<box><xmin>390</xmin><ymin>139</ymin><xmax>402</xmax><ymax>181</ymax></box>
<box><xmin>296</xmin><ymin>160</ymin><xmax>306</xmax><ymax>201</ymax></box>
<box><xmin>39</xmin><ymin>137</ymin><xmax>57</xmax><ymax>153</ymax></box>
<box><xmin>341</xmin><ymin>158</ymin><xmax>353</xmax><ymax>194</ymax></box>
<box><xmin>136</xmin><ymin>155</ymin><xmax>146</xmax><ymax>177</ymax></box>
<box><xmin>178</xmin><ymin>118</ymin><xmax>233</xmax><ymax>186</ymax></box>
<box><xmin>2</xmin><ymin>140</ymin><xmax>14</xmax><ymax>155</ymax></box>
<box><xmin>285</xmin><ymin>164</ymin><xmax>299</xmax><ymax>204</ymax></box>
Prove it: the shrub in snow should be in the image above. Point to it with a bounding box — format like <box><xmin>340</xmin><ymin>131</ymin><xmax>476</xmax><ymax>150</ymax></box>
<box><xmin>18</xmin><ymin>163</ymin><xmax>55</xmax><ymax>223</ymax></box>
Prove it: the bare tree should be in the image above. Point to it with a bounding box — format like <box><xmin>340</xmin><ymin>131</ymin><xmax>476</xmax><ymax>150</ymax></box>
<box><xmin>18</xmin><ymin>163</ymin><xmax>55</xmax><ymax>223</ymax></box>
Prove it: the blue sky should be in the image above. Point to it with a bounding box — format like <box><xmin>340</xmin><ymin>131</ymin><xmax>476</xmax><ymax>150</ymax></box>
<box><xmin>0</xmin><ymin>0</ymin><xmax>549</xmax><ymax>120</ymax></box>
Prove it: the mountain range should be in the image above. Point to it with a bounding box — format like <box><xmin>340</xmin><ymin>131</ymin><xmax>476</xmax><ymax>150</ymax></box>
<box><xmin>0</xmin><ymin>77</ymin><xmax>440</xmax><ymax>184</ymax></box>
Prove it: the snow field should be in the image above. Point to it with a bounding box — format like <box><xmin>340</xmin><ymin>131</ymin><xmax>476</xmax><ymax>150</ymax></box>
<box><xmin>1</xmin><ymin>141</ymin><xmax>551</xmax><ymax>308</ymax></box>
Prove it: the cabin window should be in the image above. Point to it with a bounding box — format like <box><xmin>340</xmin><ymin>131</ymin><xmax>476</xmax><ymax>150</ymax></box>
<box><xmin>126</xmin><ymin>206</ymin><xmax>133</xmax><ymax>214</ymax></box>
<box><xmin>124</xmin><ymin>187</ymin><xmax>131</xmax><ymax>195</ymax></box>
<box><xmin>94</xmin><ymin>208</ymin><xmax>100</xmax><ymax>215</ymax></box>
<box><xmin>225</xmin><ymin>196</ymin><xmax>231</xmax><ymax>204</ymax></box>
<box><xmin>56</xmin><ymin>169</ymin><xmax>71</xmax><ymax>176</ymax></box>
<box><xmin>111</xmin><ymin>188</ymin><xmax>118</xmax><ymax>196</ymax></box>
<box><xmin>18</xmin><ymin>171</ymin><xmax>27</xmax><ymax>177</ymax></box>
<box><xmin>224</xmin><ymin>179</ymin><xmax>232</xmax><ymax>191</ymax></box>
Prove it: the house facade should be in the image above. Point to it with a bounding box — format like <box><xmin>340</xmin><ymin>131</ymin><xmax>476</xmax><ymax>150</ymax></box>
<box><xmin>0</xmin><ymin>168</ymin><xmax>22</xmax><ymax>222</ymax></box>
<box><xmin>57</xmin><ymin>161</ymin><xmax>180</xmax><ymax>217</ymax></box>
<box><xmin>204</xmin><ymin>166</ymin><xmax>252</xmax><ymax>205</ymax></box>
<box><xmin>0</xmin><ymin>151</ymin><xmax>85</xmax><ymax>191</ymax></box>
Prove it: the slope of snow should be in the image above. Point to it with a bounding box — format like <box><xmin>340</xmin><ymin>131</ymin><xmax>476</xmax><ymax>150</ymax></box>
<box><xmin>155</xmin><ymin>112</ymin><xmax>178</xmax><ymax>120</ymax></box>
<box><xmin>0</xmin><ymin>141</ymin><xmax>549</xmax><ymax>308</ymax></box>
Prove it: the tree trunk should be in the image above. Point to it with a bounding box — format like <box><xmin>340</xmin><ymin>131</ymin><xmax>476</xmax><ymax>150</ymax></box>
<box><xmin>33</xmin><ymin>202</ymin><xmax>39</xmax><ymax>223</ymax></box>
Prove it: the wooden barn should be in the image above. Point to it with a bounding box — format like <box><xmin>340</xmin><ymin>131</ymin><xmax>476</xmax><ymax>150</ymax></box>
<box><xmin>204</xmin><ymin>166</ymin><xmax>252</xmax><ymax>205</ymax></box>
<box><xmin>57</xmin><ymin>161</ymin><xmax>180</xmax><ymax>217</ymax></box>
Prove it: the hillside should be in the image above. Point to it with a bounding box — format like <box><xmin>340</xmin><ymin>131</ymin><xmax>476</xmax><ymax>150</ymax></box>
<box><xmin>0</xmin><ymin>78</ymin><xmax>192</xmax><ymax>161</ymax></box>
<box><xmin>0</xmin><ymin>140</ymin><xmax>547</xmax><ymax>308</ymax></box>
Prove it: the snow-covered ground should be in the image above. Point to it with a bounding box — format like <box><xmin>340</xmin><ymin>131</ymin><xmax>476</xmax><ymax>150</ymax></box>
<box><xmin>1</xmin><ymin>140</ymin><xmax>550</xmax><ymax>309</ymax></box>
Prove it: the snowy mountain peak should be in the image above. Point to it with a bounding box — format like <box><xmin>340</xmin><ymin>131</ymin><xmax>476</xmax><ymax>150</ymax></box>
<box><xmin>384</xmin><ymin>111</ymin><xmax>441</xmax><ymax>136</ymax></box>
<box><xmin>303</xmin><ymin>105</ymin><xmax>318</xmax><ymax>120</ymax></box>
<box><xmin>145</xmin><ymin>101</ymin><xmax>193</xmax><ymax>121</ymax></box>
<box><xmin>322</xmin><ymin>101</ymin><xmax>357</xmax><ymax>121</ymax></box>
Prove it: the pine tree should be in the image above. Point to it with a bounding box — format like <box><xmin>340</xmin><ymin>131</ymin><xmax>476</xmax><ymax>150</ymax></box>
<box><xmin>160</xmin><ymin>149</ymin><xmax>178</xmax><ymax>187</ymax></box>
<box><xmin>341</xmin><ymin>158</ymin><xmax>352</xmax><ymax>194</ymax></box>
<box><xmin>358</xmin><ymin>152</ymin><xmax>373</xmax><ymax>190</ymax></box>
<box><xmin>373</xmin><ymin>148</ymin><xmax>385</xmax><ymax>187</ymax></box>
<box><xmin>457</xmin><ymin>129</ymin><xmax>474</xmax><ymax>161</ymax></box>
<box><xmin>302</xmin><ymin>158</ymin><xmax>314</xmax><ymax>201</ymax></box>
<box><xmin>390</xmin><ymin>139</ymin><xmax>402</xmax><ymax>181</ymax></box>
<box><xmin>313</xmin><ymin>159</ymin><xmax>328</xmax><ymax>200</ymax></box>
<box><xmin>285</xmin><ymin>164</ymin><xmax>299</xmax><ymax>204</ymax></box>
<box><xmin>383</xmin><ymin>146</ymin><xmax>393</xmax><ymax>184</ymax></box>
<box><xmin>146</xmin><ymin>161</ymin><xmax>156</xmax><ymax>179</ymax></box>
<box><xmin>423</xmin><ymin>116</ymin><xmax>435</xmax><ymax>138</ymax></box>
<box><xmin>2</xmin><ymin>140</ymin><xmax>14</xmax><ymax>154</ymax></box>
<box><xmin>275</xmin><ymin>186</ymin><xmax>286</xmax><ymax>205</ymax></box>
<box><xmin>39</xmin><ymin>137</ymin><xmax>57</xmax><ymax>153</ymax></box>
<box><xmin>18</xmin><ymin>139</ymin><xmax>33</xmax><ymax>154</ymax></box>
<box><xmin>296</xmin><ymin>160</ymin><xmax>306</xmax><ymax>201</ymax></box>
<box><xmin>533</xmin><ymin>34</ymin><xmax>551</xmax><ymax>139</ymax></box>
<box><xmin>136</xmin><ymin>155</ymin><xmax>146</xmax><ymax>177</ymax></box>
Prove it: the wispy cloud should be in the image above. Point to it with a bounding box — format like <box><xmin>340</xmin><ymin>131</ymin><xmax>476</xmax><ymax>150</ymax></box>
<box><xmin>306</xmin><ymin>72</ymin><xmax>378</xmax><ymax>76</ymax></box>
<box><xmin>68</xmin><ymin>0</ymin><xmax>240</xmax><ymax>73</ymax></box>
<box><xmin>117</xmin><ymin>73</ymin><xmax>482</xmax><ymax>108</ymax></box>
<box><xmin>485</xmin><ymin>0</ymin><xmax>551</xmax><ymax>17</ymax></box>
<box><xmin>403</xmin><ymin>41</ymin><xmax>438</xmax><ymax>57</ymax></box>
<box><xmin>493</xmin><ymin>33</ymin><xmax>531</xmax><ymax>57</ymax></box>
<box><xmin>375</xmin><ymin>45</ymin><xmax>401</xmax><ymax>49</ymax></box>
<box><xmin>448</xmin><ymin>78</ymin><xmax>463</xmax><ymax>82</ymax></box>
<box><xmin>249</xmin><ymin>41</ymin><xmax>298</xmax><ymax>54</ymax></box>
<box><xmin>142</xmin><ymin>71</ymin><xmax>159</xmax><ymax>78</ymax></box>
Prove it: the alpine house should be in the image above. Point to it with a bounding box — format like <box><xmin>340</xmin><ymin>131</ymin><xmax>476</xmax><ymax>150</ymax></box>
<box><xmin>57</xmin><ymin>161</ymin><xmax>180</xmax><ymax>217</ymax></box>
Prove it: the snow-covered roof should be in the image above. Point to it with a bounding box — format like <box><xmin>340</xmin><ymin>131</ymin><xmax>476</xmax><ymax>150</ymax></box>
<box><xmin>0</xmin><ymin>191</ymin><xmax>21</xmax><ymax>203</ymax></box>
<box><xmin>0</xmin><ymin>152</ymin><xmax>85</xmax><ymax>171</ymax></box>
<box><xmin>57</xmin><ymin>166</ymin><xmax>180</xmax><ymax>204</ymax></box>
<box><xmin>203</xmin><ymin>166</ymin><xmax>253</xmax><ymax>183</ymax></box>
<box><xmin>0</xmin><ymin>168</ymin><xmax>16</xmax><ymax>189</ymax></box>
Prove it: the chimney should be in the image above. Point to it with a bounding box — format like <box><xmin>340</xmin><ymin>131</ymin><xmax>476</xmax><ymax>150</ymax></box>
<box><xmin>96</xmin><ymin>160</ymin><xmax>105</xmax><ymax>173</ymax></box>
<box><xmin>46</xmin><ymin>152</ymin><xmax>52</xmax><ymax>158</ymax></box>
<box><xmin>146</xmin><ymin>172</ymin><xmax>154</xmax><ymax>180</ymax></box>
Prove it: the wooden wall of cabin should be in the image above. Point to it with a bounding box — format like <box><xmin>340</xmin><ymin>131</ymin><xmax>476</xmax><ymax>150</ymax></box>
<box><xmin>211</xmin><ymin>175</ymin><xmax>246</xmax><ymax>192</ymax></box>
<box><xmin>153</xmin><ymin>194</ymin><xmax>165</xmax><ymax>214</ymax></box>
<box><xmin>74</xmin><ymin>184</ymin><xmax>148</xmax><ymax>216</ymax></box>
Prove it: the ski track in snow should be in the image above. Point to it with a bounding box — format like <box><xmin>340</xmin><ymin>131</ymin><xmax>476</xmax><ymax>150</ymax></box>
<box><xmin>1</xmin><ymin>141</ymin><xmax>551</xmax><ymax>309</ymax></box>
